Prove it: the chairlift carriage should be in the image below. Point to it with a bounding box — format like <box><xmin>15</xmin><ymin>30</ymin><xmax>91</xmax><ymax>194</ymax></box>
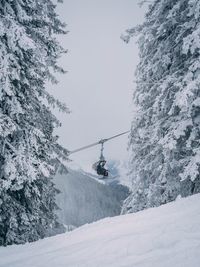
<box><xmin>68</xmin><ymin>131</ymin><xmax>130</xmax><ymax>179</ymax></box>
<box><xmin>92</xmin><ymin>142</ymin><xmax>108</xmax><ymax>177</ymax></box>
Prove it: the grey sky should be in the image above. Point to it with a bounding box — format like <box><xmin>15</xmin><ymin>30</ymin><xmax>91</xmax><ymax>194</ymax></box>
<box><xmin>51</xmin><ymin>1</ymin><xmax>146</xmax><ymax>172</ymax></box>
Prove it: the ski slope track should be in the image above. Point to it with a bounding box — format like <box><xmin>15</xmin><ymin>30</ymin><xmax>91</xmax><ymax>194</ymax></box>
<box><xmin>1</xmin><ymin>194</ymin><xmax>200</xmax><ymax>267</ymax></box>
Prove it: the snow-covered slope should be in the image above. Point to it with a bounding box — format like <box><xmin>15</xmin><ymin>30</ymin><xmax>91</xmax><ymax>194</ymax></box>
<box><xmin>1</xmin><ymin>194</ymin><xmax>200</xmax><ymax>267</ymax></box>
<box><xmin>54</xmin><ymin>168</ymin><xmax>129</xmax><ymax>227</ymax></box>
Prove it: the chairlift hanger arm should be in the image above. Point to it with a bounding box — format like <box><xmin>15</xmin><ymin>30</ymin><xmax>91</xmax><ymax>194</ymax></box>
<box><xmin>68</xmin><ymin>130</ymin><xmax>130</xmax><ymax>155</ymax></box>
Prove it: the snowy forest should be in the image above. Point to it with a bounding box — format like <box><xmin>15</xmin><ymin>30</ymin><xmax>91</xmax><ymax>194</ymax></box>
<box><xmin>122</xmin><ymin>0</ymin><xmax>200</xmax><ymax>213</ymax></box>
<box><xmin>0</xmin><ymin>0</ymin><xmax>200</xmax><ymax>266</ymax></box>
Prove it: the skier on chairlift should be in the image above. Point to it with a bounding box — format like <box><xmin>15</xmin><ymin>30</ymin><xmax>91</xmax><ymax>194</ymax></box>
<box><xmin>92</xmin><ymin>143</ymin><xmax>109</xmax><ymax>177</ymax></box>
<box><xmin>69</xmin><ymin>130</ymin><xmax>130</xmax><ymax>179</ymax></box>
<box><xmin>96</xmin><ymin>159</ymin><xmax>108</xmax><ymax>177</ymax></box>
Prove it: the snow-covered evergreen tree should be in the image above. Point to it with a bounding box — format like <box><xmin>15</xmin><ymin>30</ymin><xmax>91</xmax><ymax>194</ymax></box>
<box><xmin>122</xmin><ymin>0</ymin><xmax>200</xmax><ymax>213</ymax></box>
<box><xmin>0</xmin><ymin>0</ymin><xmax>69</xmax><ymax>245</ymax></box>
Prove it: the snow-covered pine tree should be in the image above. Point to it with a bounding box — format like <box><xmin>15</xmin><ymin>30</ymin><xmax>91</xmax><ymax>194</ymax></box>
<box><xmin>122</xmin><ymin>0</ymin><xmax>200</xmax><ymax>213</ymax></box>
<box><xmin>0</xmin><ymin>0</ymin><xmax>69</xmax><ymax>245</ymax></box>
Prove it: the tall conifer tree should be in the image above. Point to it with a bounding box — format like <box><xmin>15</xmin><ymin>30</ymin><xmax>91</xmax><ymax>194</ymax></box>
<box><xmin>122</xmin><ymin>0</ymin><xmax>200</xmax><ymax>213</ymax></box>
<box><xmin>0</xmin><ymin>0</ymin><xmax>68</xmax><ymax>245</ymax></box>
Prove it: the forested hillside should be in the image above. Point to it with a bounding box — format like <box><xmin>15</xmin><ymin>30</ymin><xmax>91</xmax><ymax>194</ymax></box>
<box><xmin>54</xmin><ymin>168</ymin><xmax>129</xmax><ymax>227</ymax></box>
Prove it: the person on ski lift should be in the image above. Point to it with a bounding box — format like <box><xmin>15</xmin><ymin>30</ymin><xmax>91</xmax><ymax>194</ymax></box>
<box><xmin>96</xmin><ymin>160</ymin><xmax>109</xmax><ymax>177</ymax></box>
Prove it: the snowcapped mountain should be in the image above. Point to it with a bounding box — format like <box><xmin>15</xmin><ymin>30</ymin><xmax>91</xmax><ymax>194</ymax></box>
<box><xmin>1</xmin><ymin>193</ymin><xmax>200</xmax><ymax>267</ymax></box>
<box><xmin>54</xmin><ymin>167</ymin><xmax>129</xmax><ymax>228</ymax></box>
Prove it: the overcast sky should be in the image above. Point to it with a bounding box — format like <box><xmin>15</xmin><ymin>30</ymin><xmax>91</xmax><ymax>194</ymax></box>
<box><xmin>50</xmin><ymin>0</ymin><xmax>146</xmax><ymax>172</ymax></box>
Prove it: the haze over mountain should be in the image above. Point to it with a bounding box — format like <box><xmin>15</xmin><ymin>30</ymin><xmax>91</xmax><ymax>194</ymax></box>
<box><xmin>54</xmin><ymin>167</ymin><xmax>129</xmax><ymax>228</ymax></box>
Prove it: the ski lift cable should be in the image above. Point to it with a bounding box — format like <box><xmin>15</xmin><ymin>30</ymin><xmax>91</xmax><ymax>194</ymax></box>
<box><xmin>68</xmin><ymin>130</ymin><xmax>130</xmax><ymax>155</ymax></box>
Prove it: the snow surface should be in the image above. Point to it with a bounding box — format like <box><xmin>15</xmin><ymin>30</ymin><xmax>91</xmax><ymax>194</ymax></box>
<box><xmin>1</xmin><ymin>194</ymin><xmax>200</xmax><ymax>267</ymax></box>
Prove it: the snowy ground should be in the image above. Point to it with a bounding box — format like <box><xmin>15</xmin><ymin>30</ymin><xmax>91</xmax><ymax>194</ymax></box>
<box><xmin>1</xmin><ymin>194</ymin><xmax>200</xmax><ymax>267</ymax></box>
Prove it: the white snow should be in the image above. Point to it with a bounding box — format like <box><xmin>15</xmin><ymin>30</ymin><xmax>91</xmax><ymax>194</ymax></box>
<box><xmin>1</xmin><ymin>194</ymin><xmax>200</xmax><ymax>267</ymax></box>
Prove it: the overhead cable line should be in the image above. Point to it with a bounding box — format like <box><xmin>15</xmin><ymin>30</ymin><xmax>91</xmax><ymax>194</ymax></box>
<box><xmin>68</xmin><ymin>130</ymin><xmax>130</xmax><ymax>155</ymax></box>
